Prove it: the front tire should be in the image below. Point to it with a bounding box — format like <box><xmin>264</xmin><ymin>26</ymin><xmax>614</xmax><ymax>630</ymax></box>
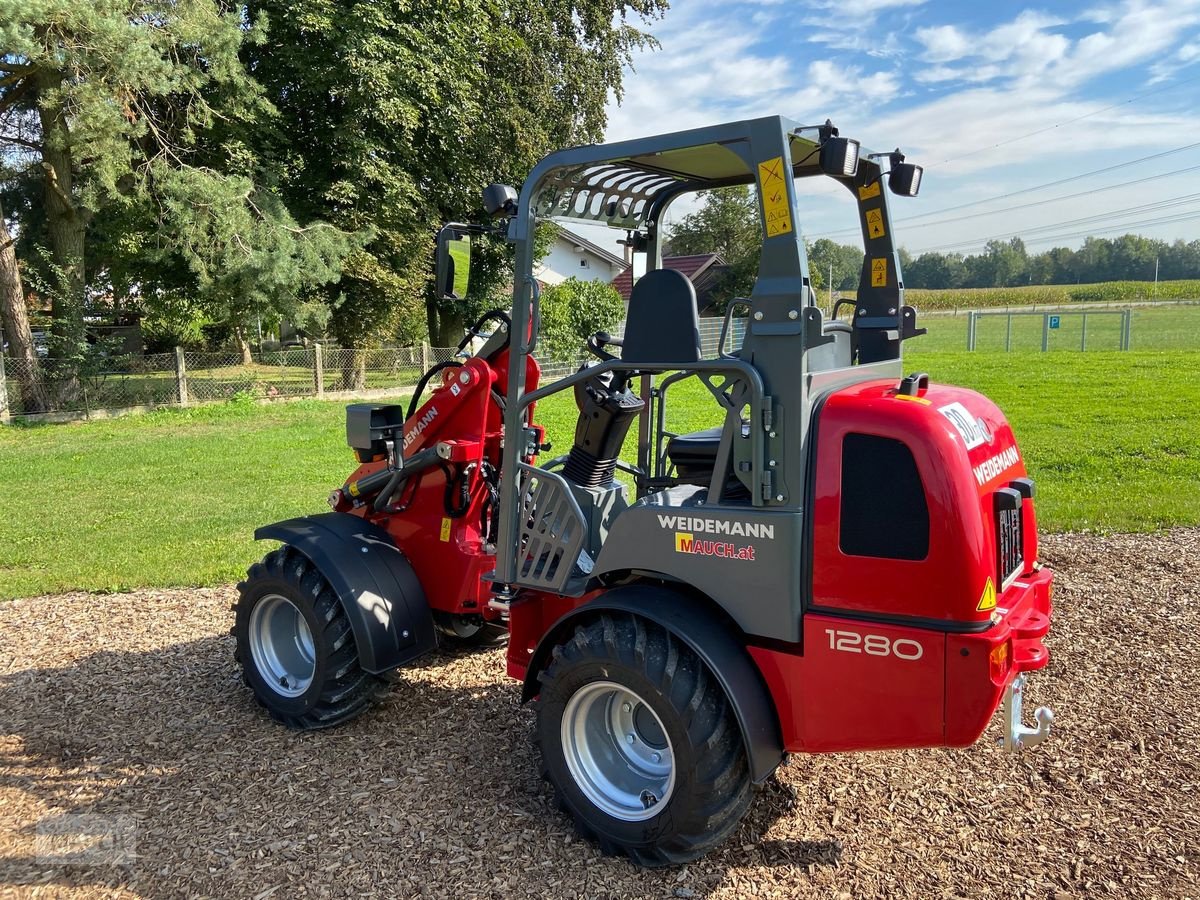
<box><xmin>234</xmin><ymin>546</ymin><xmax>388</xmax><ymax>729</ymax></box>
<box><xmin>535</xmin><ymin>612</ymin><xmax>753</xmax><ymax>866</ymax></box>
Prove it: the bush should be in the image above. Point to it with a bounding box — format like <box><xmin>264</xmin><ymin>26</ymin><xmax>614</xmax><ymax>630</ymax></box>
<box><xmin>538</xmin><ymin>277</ymin><xmax>626</xmax><ymax>362</ymax></box>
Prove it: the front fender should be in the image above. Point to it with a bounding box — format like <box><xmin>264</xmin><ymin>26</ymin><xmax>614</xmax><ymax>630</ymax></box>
<box><xmin>521</xmin><ymin>585</ymin><xmax>785</xmax><ymax>784</ymax></box>
<box><xmin>255</xmin><ymin>513</ymin><xmax>436</xmax><ymax>673</ymax></box>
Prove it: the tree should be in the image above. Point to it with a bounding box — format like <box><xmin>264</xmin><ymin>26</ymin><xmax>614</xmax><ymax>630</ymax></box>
<box><xmin>0</xmin><ymin>0</ymin><xmax>352</xmax><ymax>363</ymax></box>
<box><xmin>538</xmin><ymin>277</ymin><xmax>626</xmax><ymax>362</ymax></box>
<box><xmin>666</xmin><ymin>186</ymin><xmax>761</xmax><ymax>308</ymax></box>
<box><xmin>806</xmin><ymin>238</ymin><xmax>864</xmax><ymax>296</ymax></box>
<box><xmin>244</xmin><ymin>0</ymin><xmax>666</xmax><ymax>348</ymax></box>
<box><xmin>0</xmin><ymin>197</ymin><xmax>44</xmax><ymax>411</ymax></box>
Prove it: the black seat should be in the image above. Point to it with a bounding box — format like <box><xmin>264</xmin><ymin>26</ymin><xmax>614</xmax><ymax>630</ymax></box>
<box><xmin>666</xmin><ymin>426</ymin><xmax>723</xmax><ymax>482</ymax></box>
<box><xmin>665</xmin><ymin>423</ymin><xmax>751</xmax><ymax>500</ymax></box>
<box><xmin>621</xmin><ymin>268</ymin><xmax>702</xmax><ymax>365</ymax></box>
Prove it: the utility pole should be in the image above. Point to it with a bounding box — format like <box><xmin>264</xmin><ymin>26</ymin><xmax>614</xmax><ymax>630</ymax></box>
<box><xmin>1153</xmin><ymin>256</ymin><xmax>1159</xmax><ymax>298</ymax></box>
<box><xmin>828</xmin><ymin>262</ymin><xmax>833</xmax><ymax>310</ymax></box>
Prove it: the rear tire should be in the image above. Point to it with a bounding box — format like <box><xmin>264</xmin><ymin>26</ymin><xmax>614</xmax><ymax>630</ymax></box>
<box><xmin>535</xmin><ymin>612</ymin><xmax>753</xmax><ymax>866</ymax></box>
<box><xmin>234</xmin><ymin>546</ymin><xmax>388</xmax><ymax>729</ymax></box>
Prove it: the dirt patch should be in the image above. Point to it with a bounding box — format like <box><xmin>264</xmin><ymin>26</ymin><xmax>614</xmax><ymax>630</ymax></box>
<box><xmin>1</xmin><ymin>531</ymin><xmax>1198</xmax><ymax>899</ymax></box>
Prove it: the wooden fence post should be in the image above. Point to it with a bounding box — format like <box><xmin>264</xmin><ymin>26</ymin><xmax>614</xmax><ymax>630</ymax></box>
<box><xmin>0</xmin><ymin>352</ymin><xmax>10</xmax><ymax>423</ymax></box>
<box><xmin>313</xmin><ymin>343</ymin><xmax>325</xmax><ymax>397</ymax></box>
<box><xmin>174</xmin><ymin>347</ymin><xmax>189</xmax><ymax>406</ymax></box>
<box><xmin>421</xmin><ymin>341</ymin><xmax>431</xmax><ymax>371</ymax></box>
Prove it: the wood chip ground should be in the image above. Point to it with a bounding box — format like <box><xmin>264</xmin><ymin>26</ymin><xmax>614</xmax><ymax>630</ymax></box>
<box><xmin>1</xmin><ymin>530</ymin><xmax>1197</xmax><ymax>898</ymax></box>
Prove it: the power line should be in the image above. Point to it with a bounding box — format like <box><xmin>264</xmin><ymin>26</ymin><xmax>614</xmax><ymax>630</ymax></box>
<box><xmin>848</xmin><ymin>164</ymin><xmax>1200</xmax><ymax>235</ymax></box>
<box><xmin>809</xmin><ymin>141</ymin><xmax>1200</xmax><ymax>239</ymax></box>
<box><xmin>914</xmin><ymin>204</ymin><xmax>1200</xmax><ymax>254</ymax></box>
<box><xmin>926</xmin><ymin>73</ymin><xmax>1200</xmax><ymax>169</ymax></box>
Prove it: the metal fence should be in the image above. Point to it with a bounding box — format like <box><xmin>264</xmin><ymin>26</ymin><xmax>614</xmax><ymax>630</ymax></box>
<box><xmin>966</xmin><ymin>309</ymin><xmax>1132</xmax><ymax>352</ymax></box>
<box><xmin>0</xmin><ymin>318</ymin><xmax>752</xmax><ymax>422</ymax></box>
<box><xmin>0</xmin><ymin>344</ymin><xmax>460</xmax><ymax>421</ymax></box>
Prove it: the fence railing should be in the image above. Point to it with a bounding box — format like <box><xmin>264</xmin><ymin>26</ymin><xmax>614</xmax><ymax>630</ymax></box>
<box><xmin>0</xmin><ymin>344</ymin><xmax>461</xmax><ymax>421</ymax></box>
<box><xmin>0</xmin><ymin>318</ymin><xmax>753</xmax><ymax>422</ymax></box>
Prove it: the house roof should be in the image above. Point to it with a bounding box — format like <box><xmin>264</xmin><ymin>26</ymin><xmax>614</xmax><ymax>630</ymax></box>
<box><xmin>555</xmin><ymin>227</ymin><xmax>626</xmax><ymax>269</ymax></box>
<box><xmin>611</xmin><ymin>253</ymin><xmax>727</xmax><ymax>302</ymax></box>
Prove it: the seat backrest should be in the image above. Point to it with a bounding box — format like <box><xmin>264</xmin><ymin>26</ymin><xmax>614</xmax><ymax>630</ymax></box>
<box><xmin>621</xmin><ymin>268</ymin><xmax>702</xmax><ymax>365</ymax></box>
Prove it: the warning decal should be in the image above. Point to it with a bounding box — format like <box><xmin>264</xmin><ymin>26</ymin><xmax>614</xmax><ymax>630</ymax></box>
<box><xmin>865</xmin><ymin>207</ymin><xmax>885</xmax><ymax>239</ymax></box>
<box><xmin>870</xmin><ymin>257</ymin><xmax>888</xmax><ymax>287</ymax></box>
<box><xmin>858</xmin><ymin>181</ymin><xmax>881</xmax><ymax>200</ymax></box>
<box><xmin>440</xmin><ymin>517</ymin><xmax>452</xmax><ymax>542</ymax></box>
<box><xmin>757</xmin><ymin>157</ymin><xmax>792</xmax><ymax>237</ymax></box>
<box><xmin>977</xmin><ymin>577</ymin><xmax>997</xmax><ymax>611</ymax></box>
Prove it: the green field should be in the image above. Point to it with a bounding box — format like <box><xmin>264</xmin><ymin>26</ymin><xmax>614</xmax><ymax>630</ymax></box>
<box><xmin>901</xmin><ymin>279</ymin><xmax>1200</xmax><ymax>310</ymax></box>
<box><xmin>2</xmin><ymin>347</ymin><xmax>1198</xmax><ymax>598</ymax></box>
<box><xmin>909</xmin><ymin>304</ymin><xmax>1200</xmax><ymax>353</ymax></box>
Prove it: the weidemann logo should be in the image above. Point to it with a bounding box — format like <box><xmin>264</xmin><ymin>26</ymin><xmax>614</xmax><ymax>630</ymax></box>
<box><xmin>403</xmin><ymin>406</ymin><xmax>438</xmax><ymax>450</ymax></box>
<box><xmin>656</xmin><ymin>515</ymin><xmax>774</xmax><ymax>540</ymax></box>
<box><xmin>972</xmin><ymin>445</ymin><xmax>1020</xmax><ymax>486</ymax></box>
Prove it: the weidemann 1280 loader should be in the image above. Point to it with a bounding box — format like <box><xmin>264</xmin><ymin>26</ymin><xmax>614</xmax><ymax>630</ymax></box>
<box><xmin>234</xmin><ymin>116</ymin><xmax>1055</xmax><ymax>865</ymax></box>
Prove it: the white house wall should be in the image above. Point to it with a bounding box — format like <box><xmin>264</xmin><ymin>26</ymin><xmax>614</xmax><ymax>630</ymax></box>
<box><xmin>536</xmin><ymin>237</ymin><xmax>625</xmax><ymax>286</ymax></box>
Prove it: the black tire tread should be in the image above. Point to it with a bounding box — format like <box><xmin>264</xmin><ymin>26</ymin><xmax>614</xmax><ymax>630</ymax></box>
<box><xmin>234</xmin><ymin>546</ymin><xmax>387</xmax><ymax>729</ymax></box>
<box><xmin>535</xmin><ymin>611</ymin><xmax>754</xmax><ymax>867</ymax></box>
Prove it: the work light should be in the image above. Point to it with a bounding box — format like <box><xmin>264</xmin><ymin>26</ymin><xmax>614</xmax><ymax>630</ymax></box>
<box><xmin>887</xmin><ymin>151</ymin><xmax>923</xmax><ymax>197</ymax></box>
<box><xmin>815</xmin><ymin>120</ymin><xmax>860</xmax><ymax>177</ymax></box>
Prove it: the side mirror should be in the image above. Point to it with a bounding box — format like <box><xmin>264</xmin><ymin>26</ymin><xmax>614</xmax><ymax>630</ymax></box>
<box><xmin>888</xmin><ymin>162</ymin><xmax>923</xmax><ymax>197</ymax></box>
<box><xmin>435</xmin><ymin>227</ymin><xmax>472</xmax><ymax>300</ymax></box>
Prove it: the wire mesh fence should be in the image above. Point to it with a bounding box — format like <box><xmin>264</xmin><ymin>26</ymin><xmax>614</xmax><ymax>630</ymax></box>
<box><xmin>0</xmin><ymin>345</ymin><xmax>460</xmax><ymax>421</ymax></box>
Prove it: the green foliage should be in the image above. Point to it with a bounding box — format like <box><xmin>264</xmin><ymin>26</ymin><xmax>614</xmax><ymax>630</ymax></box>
<box><xmin>538</xmin><ymin>277</ymin><xmax>626</xmax><ymax>361</ymax></box>
<box><xmin>806</xmin><ymin>238</ymin><xmax>863</xmax><ymax>293</ymax></box>
<box><xmin>243</xmin><ymin>0</ymin><xmax>665</xmax><ymax>346</ymax></box>
<box><xmin>899</xmin><ymin>280</ymin><xmax>1200</xmax><ymax>311</ymax></box>
<box><xmin>1</xmin><ymin>0</ymin><xmax>357</xmax><ymax>356</ymax></box>
<box><xmin>666</xmin><ymin>186</ymin><xmax>760</xmax><ymax>309</ymax></box>
<box><xmin>903</xmin><ymin>235</ymin><xmax>1200</xmax><ymax>290</ymax></box>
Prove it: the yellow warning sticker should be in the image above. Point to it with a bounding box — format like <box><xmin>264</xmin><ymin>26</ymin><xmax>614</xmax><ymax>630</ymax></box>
<box><xmin>977</xmin><ymin>577</ymin><xmax>997</xmax><ymax>612</ymax></box>
<box><xmin>858</xmin><ymin>181</ymin><xmax>881</xmax><ymax>200</ymax></box>
<box><xmin>757</xmin><ymin>157</ymin><xmax>792</xmax><ymax>237</ymax></box>
<box><xmin>347</xmin><ymin>481</ymin><xmax>360</xmax><ymax>497</ymax></box>
<box><xmin>865</xmin><ymin>207</ymin><xmax>885</xmax><ymax>239</ymax></box>
<box><xmin>893</xmin><ymin>394</ymin><xmax>932</xmax><ymax>405</ymax></box>
<box><xmin>871</xmin><ymin>257</ymin><xmax>888</xmax><ymax>287</ymax></box>
<box><xmin>440</xmin><ymin>517</ymin><xmax>452</xmax><ymax>542</ymax></box>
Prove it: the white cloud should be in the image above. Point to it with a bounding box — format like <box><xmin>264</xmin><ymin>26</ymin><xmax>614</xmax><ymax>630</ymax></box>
<box><xmin>807</xmin><ymin>0</ymin><xmax>926</xmax><ymax>12</ymax></box>
<box><xmin>597</xmin><ymin>0</ymin><xmax>1200</xmax><ymax>251</ymax></box>
<box><xmin>915</xmin><ymin>25</ymin><xmax>971</xmax><ymax>63</ymax></box>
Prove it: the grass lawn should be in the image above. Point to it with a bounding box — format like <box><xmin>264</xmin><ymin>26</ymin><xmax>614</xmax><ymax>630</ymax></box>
<box><xmin>1</xmin><ymin>349</ymin><xmax>1197</xmax><ymax>598</ymax></box>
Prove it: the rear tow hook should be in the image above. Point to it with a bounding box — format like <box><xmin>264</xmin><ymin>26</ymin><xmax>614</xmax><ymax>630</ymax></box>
<box><xmin>1000</xmin><ymin>673</ymin><xmax>1054</xmax><ymax>751</ymax></box>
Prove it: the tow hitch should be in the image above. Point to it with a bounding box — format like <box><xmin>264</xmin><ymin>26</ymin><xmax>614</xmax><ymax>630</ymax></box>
<box><xmin>1000</xmin><ymin>673</ymin><xmax>1054</xmax><ymax>751</ymax></box>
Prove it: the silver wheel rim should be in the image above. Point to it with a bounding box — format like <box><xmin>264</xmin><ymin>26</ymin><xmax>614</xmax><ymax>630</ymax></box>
<box><xmin>248</xmin><ymin>594</ymin><xmax>316</xmax><ymax>697</ymax></box>
<box><xmin>561</xmin><ymin>681</ymin><xmax>675</xmax><ymax>822</ymax></box>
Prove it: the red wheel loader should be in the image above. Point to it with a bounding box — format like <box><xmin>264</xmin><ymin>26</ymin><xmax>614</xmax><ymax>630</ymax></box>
<box><xmin>235</xmin><ymin>116</ymin><xmax>1055</xmax><ymax>866</ymax></box>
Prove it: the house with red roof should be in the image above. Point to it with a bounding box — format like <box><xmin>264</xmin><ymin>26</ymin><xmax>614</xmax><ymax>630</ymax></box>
<box><xmin>611</xmin><ymin>254</ymin><xmax>730</xmax><ymax>316</ymax></box>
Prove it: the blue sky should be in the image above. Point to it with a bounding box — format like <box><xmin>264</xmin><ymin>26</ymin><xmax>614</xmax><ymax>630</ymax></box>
<box><xmin>593</xmin><ymin>0</ymin><xmax>1200</xmax><ymax>257</ymax></box>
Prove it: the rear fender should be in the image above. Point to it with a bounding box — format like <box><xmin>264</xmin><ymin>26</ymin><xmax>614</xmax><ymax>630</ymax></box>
<box><xmin>255</xmin><ymin>513</ymin><xmax>436</xmax><ymax>673</ymax></box>
<box><xmin>521</xmin><ymin>585</ymin><xmax>785</xmax><ymax>783</ymax></box>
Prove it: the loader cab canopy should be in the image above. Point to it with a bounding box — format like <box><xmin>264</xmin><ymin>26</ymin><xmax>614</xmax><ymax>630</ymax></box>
<box><xmin>532</xmin><ymin>129</ymin><xmax>834</xmax><ymax>229</ymax></box>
